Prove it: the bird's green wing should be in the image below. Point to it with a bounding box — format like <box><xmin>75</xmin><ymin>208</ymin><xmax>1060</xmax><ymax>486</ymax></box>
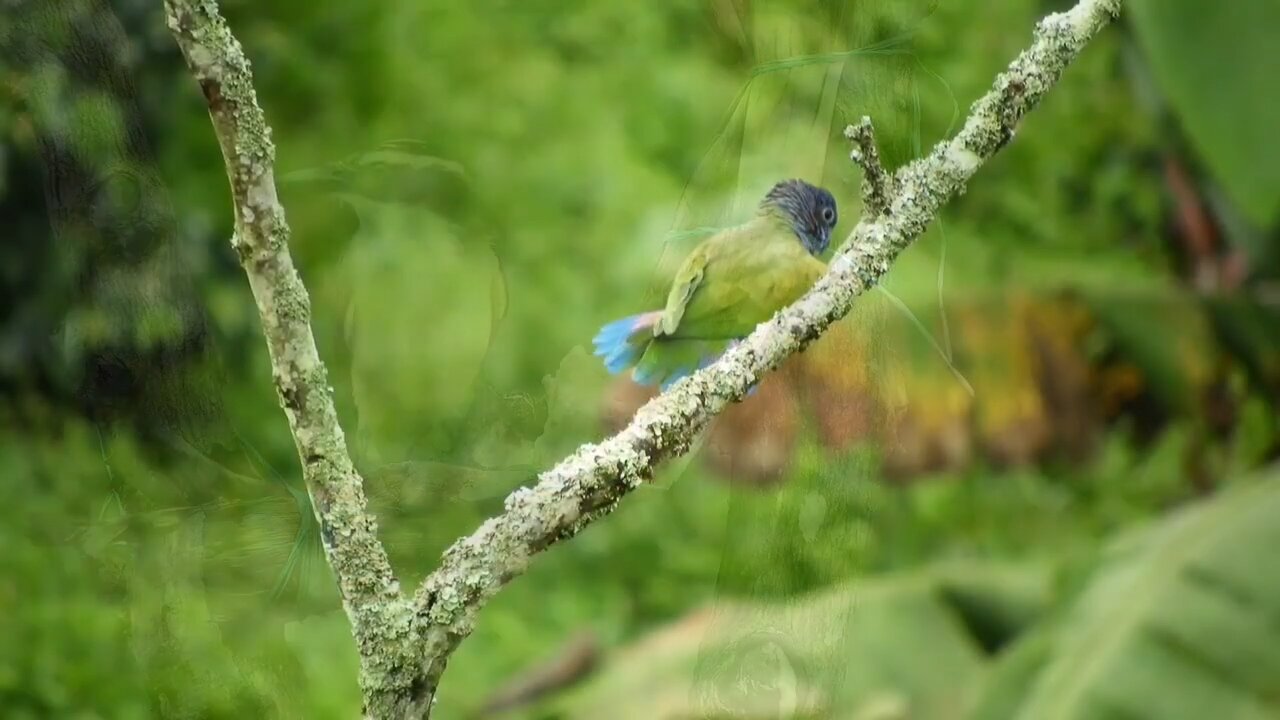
<box><xmin>634</xmin><ymin>237</ymin><xmax>732</xmax><ymax>388</ymax></box>
<box><xmin>656</xmin><ymin>243</ymin><xmax>710</xmax><ymax>337</ymax></box>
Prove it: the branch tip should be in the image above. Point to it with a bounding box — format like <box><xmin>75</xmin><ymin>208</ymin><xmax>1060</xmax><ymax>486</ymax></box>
<box><xmin>844</xmin><ymin>116</ymin><xmax>895</xmax><ymax>217</ymax></box>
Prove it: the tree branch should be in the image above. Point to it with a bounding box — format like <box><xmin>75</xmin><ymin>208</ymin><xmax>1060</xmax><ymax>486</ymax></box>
<box><xmin>409</xmin><ymin>0</ymin><xmax>1122</xmax><ymax>702</ymax></box>
<box><xmin>161</xmin><ymin>0</ymin><xmax>420</xmax><ymax>713</ymax></box>
<box><xmin>844</xmin><ymin>116</ymin><xmax>895</xmax><ymax>217</ymax></box>
<box><xmin>165</xmin><ymin>0</ymin><xmax>1123</xmax><ymax>715</ymax></box>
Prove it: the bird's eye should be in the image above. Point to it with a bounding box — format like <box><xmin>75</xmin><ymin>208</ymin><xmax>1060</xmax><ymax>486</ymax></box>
<box><xmin>821</xmin><ymin>207</ymin><xmax>836</xmax><ymax>224</ymax></box>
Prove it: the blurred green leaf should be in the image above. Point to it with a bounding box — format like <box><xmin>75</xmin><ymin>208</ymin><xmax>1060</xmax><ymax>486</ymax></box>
<box><xmin>553</xmin><ymin>562</ymin><xmax>1052</xmax><ymax>720</ymax></box>
<box><xmin>1129</xmin><ymin>0</ymin><xmax>1280</xmax><ymax>227</ymax></box>
<box><xmin>986</xmin><ymin>469</ymin><xmax>1280</xmax><ymax>720</ymax></box>
<box><xmin>932</xmin><ymin>563</ymin><xmax>1054</xmax><ymax>654</ymax></box>
<box><xmin>1084</xmin><ymin>288</ymin><xmax>1213</xmax><ymax>414</ymax></box>
<box><xmin>1203</xmin><ymin>296</ymin><xmax>1280</xmax><ymax>397</ymax></box>
<box><xmin>964</xmin><ymin>626</ymin><xmax>1055</xmax><ymax>720</ymax></box>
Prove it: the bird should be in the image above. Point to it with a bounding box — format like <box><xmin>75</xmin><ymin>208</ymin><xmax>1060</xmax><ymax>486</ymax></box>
<box><xmin>593</xmin><ymin>179</ymin><xmax>838</xmax><ymax>390</ymax></box>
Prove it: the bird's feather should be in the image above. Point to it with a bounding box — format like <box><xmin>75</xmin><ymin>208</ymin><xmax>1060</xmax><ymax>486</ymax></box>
<box><xmin>657</xmin><ymin>250</ymin><xmax>707</xmax><ymax>337</ymax></box>
<box><xmin>635</xmin><ymin>338</ymin><xmax>727</xmax><ymax>390</ymax></box>
<box><xmin>593</xmin><ymin>311</ymin><xmax>662</xmax><ymax>375</ymax></box>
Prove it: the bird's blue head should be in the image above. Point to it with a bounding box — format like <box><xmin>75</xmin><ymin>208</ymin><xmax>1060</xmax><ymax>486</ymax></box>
<box><xmin>759</xmin><ymin>179</ymin><xmax>838</xmax><ymax>256</ymax></box>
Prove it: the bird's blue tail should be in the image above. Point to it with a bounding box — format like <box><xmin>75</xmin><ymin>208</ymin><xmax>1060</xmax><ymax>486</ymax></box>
<box><xmin>594</xmin><ymin>316</ymin><xmax>756</xmax><ymax>394</ymax></box>
<box><xmin>593</xmin><ymin>311</ymin><xmax>715</xmax><ymax>389</ymax></box>
<box><xmin>593</xmin><ymin>312</ymin><xmax>661</xmax><ymax>375</ymax></box>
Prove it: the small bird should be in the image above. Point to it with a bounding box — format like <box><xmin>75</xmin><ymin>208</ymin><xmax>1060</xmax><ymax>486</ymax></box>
<box><xmin>594</xmin><ymin>179</ymin><xmax>838</xmax><ymax>390</ymax></box>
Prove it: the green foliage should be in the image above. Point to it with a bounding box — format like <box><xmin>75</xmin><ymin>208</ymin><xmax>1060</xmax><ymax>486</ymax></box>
<box><xmin>972</xmin><ymin>468</ymin><xmax>1280</xmax><ymax>720</ymax></box>
<box><xmin>0</xmin><ymin>424</ymin><xmax>285</xmax><ymax>717</ymax></box>
<box><xmin>1130</xmin><ymin>0</ymin><xmax>1280</xmax><ymax>229</ymax></box>
<box><xmin>554</xmin><ymin>561</ymin><xmax>1051</xmax><ymax>720</ymax></box>
<box><xmin>543</xmin><ymin>466</ymin><xmax>1280</xmax><ymax>720</ymax></box>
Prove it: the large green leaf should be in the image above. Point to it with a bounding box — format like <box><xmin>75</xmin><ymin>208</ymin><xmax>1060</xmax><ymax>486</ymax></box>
<box><xmin>979</xmin><ymin>470</ymin><xmax>1280</xmax><ymax>720</ymax></box>
<box><xmin>1129</xmin><ymin>0</ymin><xmax>1280</xmax><ymax>227</ymax></box>
<box><xmin>964</xmin><ymin>627</ymin><xmax>1056</xmax><ymax>720</ymax></box>
<box><xmin>549</xmin><ymin>562</ymin><xmax>1051</xmax><ymax>720</ymax></box>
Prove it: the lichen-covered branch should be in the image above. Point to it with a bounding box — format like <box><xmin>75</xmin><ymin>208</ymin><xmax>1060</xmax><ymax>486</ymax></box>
<box><xmin>844</xmin><ymin>116</ymin><xmax>895</xmax><ymax>217</ymax></box>
<box><xmin>408</xmin><ymin>0</ymin><xmax>1123</xmax><ymax>703</ymax></box>
<box><xmin>161</xmin><ymin>0</ymin><xmax>419</xmax><ymax>714</ymax></box>
<box><xmin>167</xmin><ymin>0</ymin><xmax>1122</xmax><ymax>715</ymax></box>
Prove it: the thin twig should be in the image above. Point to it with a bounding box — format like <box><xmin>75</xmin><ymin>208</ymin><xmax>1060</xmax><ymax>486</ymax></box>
<box><xmin>844</xmin><ymin>116</ymin><xmax>895</xmax><ymax>217</ymax></box>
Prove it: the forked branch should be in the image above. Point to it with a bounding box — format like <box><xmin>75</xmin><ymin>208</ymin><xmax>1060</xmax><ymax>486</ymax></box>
<box><xmin>164</xmin><ymin>0</ymin><xmax>1124</xmax><ymax>715</ymax></box>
